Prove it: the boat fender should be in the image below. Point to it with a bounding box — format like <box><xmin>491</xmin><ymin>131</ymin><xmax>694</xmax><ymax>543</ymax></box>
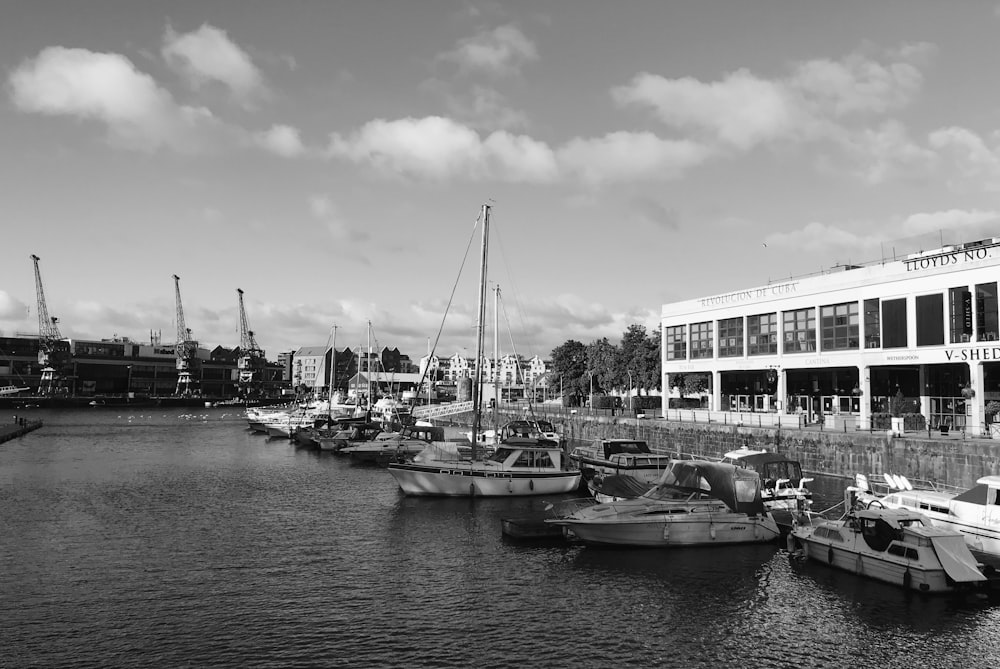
<box><xmin>529</xmin><ymin>480</ymin><xmax>534</xmax><ymax>491</ymax></box>
<box><xmin>469</xmin><ymin>483</ymin><xmax>475</xmax><ymax>497</ymax></box>
<box><xmin>903</xmin><ymin>568</ymin><xmax>912</xmax><ymax>589</ymax></box>
<box><xmin>828</xmin><ymin>547</ymin><xmax>834</xmax><ymax>564</ymax></box>
<box><xmin>786</xmin><ymin>533</ymin><xmax>798</xmax><ymax>553</ymax></box>
<box><xmin>710</xmin><ymin>524</ymin><xmax>717</xmax><ymax>540</ymax></box>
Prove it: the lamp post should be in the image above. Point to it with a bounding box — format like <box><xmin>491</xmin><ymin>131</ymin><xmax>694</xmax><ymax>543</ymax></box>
<box><xmin>627</xmin><ymin>369</ymin><xmax>633</xmax><ymax>414</ymax></box>
<box><xmin>126</xmin><ymin>365</ymin><xmax>132</xmax><ymax>400</ymax></box>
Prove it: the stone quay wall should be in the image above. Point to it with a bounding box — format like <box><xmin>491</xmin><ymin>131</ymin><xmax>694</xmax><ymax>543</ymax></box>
<box><xmin>469</xmin><ymin>410</ymin><xmax>1000</xmax><ymax>490</ymax></box>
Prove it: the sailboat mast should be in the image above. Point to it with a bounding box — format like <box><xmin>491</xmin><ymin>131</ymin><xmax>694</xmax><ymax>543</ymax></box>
<box><xmin>493</xmin><ymin>284</ymin><xmax>500</xmax><ymax>433</ymax></box>
<box><xmin>328</xmin><ymin>324</ymin><xmax>337</xmax><ymax>420</ymax></box>
<box><xmin>367</xmin><ymin>320</ymin><xmax>373</xmax><ymax>405</ymax></box>
<box><xmin>471</xmin><ymin>203</ymin><xmax>490</xmax><ymax>452</ymax></box>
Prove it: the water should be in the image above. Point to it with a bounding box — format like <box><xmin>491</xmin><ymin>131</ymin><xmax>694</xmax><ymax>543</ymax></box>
<box><xmin>2</xmin><ymin>409</ymin><xmax>999</xmax><ymax>668</ymax></box>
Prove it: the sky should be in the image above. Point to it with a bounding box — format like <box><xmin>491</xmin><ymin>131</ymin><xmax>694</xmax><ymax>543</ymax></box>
<box><xmin>3</xmin><ymin>1</ymin><xmax>1000</xmax><ymax>363</ymax></box>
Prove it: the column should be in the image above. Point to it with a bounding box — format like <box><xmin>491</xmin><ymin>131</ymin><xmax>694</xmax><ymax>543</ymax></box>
<box><xmin>858</xmin><ymin>365</ymin><xmax>871</xmax><ymax>430</ymax></box>
<box><xmin>711</xmin><ymin>370</ymin><xmax>721</xmax><ymax>412</ymax></box>
<box><xmin>918</xmin><ymin>365</ymin><xmax>929</xmax><ymax>428</ymax></box>
<box><xmin>776</xmin><ymin>369</ymin><xmax>786</xmax><ymax>414</ymax></box>
<box><xmin>971</xmin><ymin>361</ymin><xmax>985</xmax><ymax>436</ymax></box>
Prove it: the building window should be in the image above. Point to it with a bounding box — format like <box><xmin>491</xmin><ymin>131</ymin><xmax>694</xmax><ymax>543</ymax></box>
<box><xmin>691</xmin><ymin>321</ymin><xmax>714</xmax><ymax>359</ymax></box>
<box><xmin>718</xmin><ymin>317</ymin><xmax>743</xmax><ymax>358</ymax></box>
<box><xmin>864</xmin><ymin>299</ymin><xmax>881</xmax><ymax>348</ymax></box>
<box><xmin>976</xmin><ymin>282</ymin><xmax>999</xmax><ymax>341</ymax></box>
<box><xmin>882</xmin><ymin>298</ymin><xmax>908</xmax><ymax>348</ymax></box>
<box><xmin>950</xmin><ymin>286</ymin><xmax>974</xmax><ymax>343</ymax></box>
<box><xmin>782</xmin><ymin>308</ymin><xmax>816</xmax><ymax>353</ymax></box>
<box><xmin>665</xmin><ymin>325</ymin><xmax>687</xmax><ymax>360</ymax></box>
<box><xmin>820</xmin><ymin>302</ymin><xmax>859</xmax><ymax>351</ymax></box>
<box><xmin>747</xmin><ymin>313</ymin><xmax>778</xmax><ymax>355</ymax></box>
<box><xmin>916</xmin><ymin>293</ymin><xmax>944</xmax><ymax>346</ymax></box>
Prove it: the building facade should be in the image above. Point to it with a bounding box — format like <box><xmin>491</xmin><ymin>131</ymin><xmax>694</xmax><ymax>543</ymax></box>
<box><xmin>660</xmin><ymin>236</ymin><xmax>1000</xmax><ymax>436</ymax></box>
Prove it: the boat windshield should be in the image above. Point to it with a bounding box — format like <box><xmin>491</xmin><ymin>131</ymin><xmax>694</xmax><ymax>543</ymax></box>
<box><xmin>644</xmin><ymin>485</ymin><xmax>698</xmax><ymax>502</ymax></box>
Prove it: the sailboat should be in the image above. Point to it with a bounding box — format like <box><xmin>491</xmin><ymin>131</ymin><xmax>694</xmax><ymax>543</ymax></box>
<box><xmin>386</xmin><ymin>204</ymin><xmax>581</xmax><ymax>497</ymax></box>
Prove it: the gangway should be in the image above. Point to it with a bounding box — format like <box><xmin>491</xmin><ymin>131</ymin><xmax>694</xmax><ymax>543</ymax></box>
<box><xmin>411</xmin><ymin>400</ymin><xmax>474</xmax><ymax>420</ymax></box>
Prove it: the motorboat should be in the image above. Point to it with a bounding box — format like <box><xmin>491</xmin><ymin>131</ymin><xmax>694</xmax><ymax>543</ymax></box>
<box><xmin>546</xmin><ymin>460</ymin><xmax>780</xmax><ymax>547</ymax></box>
<box><xmin>317</xmin><ymin>421</ymin><xmax>384</xmax><ymax>452</ymax></box>
<box><xmin>342</xmin><ymin>424</ymin><xmax>451</xmax><ymax>464</ymax></box>
<box><xmin>570</xmin><ymin>438</ymin><xmax>673</xmax><ymax>486</ymax></box>
<box><xmin>789</xmin><ymin>486</ymin><xmax>988</xmax><ymax>594</ymax></box>
<box><xmin>854</xmin><ymin>472</ymin><xmax>1000</xmax><ymax>562</ymax></box>
<box><xmin>721</xmin><ymin>448</ymin><xmax>813</xmax><ymax>512</ymax></box>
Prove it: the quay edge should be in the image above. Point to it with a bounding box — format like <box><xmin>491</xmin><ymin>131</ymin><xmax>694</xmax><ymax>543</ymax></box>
<box><xmin>454</xmin><ymin>409</ymin><xmax>1000</xmax><ymax>491</ymax></box>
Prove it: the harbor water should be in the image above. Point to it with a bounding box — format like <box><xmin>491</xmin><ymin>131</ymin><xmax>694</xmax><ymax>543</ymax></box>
<box><xmin>2</xmin><ymin>408</ymin><xmax>999</xmax><ymax>668</ymax></box>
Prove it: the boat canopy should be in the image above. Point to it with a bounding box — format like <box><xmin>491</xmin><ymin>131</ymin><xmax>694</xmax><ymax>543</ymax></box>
<box><xmin>930</xmin><ymin>535</ymin><xmax>988</xmax><ymax>583</ymax></box>
<box><xmin>647</xmin><ymin>460</ymin><xmax>765</xmax><ymax>515</ymax></box>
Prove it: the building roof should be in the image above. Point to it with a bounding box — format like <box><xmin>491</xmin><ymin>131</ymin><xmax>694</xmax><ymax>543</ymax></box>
<box><xmin>294</xmin><ymin>346</ymin><xmax>329</xmax><ymax>357</ymax></box>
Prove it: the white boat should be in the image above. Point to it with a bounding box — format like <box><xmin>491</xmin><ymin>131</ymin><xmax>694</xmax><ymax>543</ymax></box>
<box><xmin>546</xmin><ymin>460</ymin><xmax>780</xmax><ymax>547</ymax></box>
<box><xmin>387</xmin><ymin>432</ymin><xmax>580</xmax><ymax>496</ymax></box>
<box><xmin>0</xmin><ymin>385</ymin><xmax>30</xmax><ymax>396</ymax></box>
<box><xmin>854</xmin><ymin>472</ymin><xmax>1000</xmax><ymax>562</ymax></box>
<box><xmin>386</xmin><ymin>204</ymin><xmax>581</xmax><ymax>497</ymax></box>
<box><xmin>721</xmin><ymin>448</ymin><xmax>813</xmax><ymax>512</ymax></box>
<box><xmin>342</xmin><ymin>424</ymin><xmax>450</xmax><ymax>464</ymax></box>
<box><xmin>789</xmin><ymin>486</ymin><xmax>988</xmax><ymax>594</ymax></box>
<box><xmin>570</xmin><ymin>438</ymin><xmax>673</xmax><ymax>486</ymax></box>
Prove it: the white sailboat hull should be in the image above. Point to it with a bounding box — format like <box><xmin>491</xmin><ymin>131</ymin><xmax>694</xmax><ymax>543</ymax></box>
<box><xmin>388</xmin><ymin>462</ymin><xmax>581</xmax><ymax>497</ymax></box>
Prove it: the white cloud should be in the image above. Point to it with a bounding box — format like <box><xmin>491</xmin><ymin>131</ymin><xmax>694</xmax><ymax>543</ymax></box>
<box><xmin>308</xmin><ymin>195</ymin><xmax>370</xmax><ymax>243</ymax></box>
<box><xmin>557</xmin><ymin>132</ymin><xmax>712</xmax><ymax>184</ymax></box>
<box><xmin>440</xmin><ymin>24</ymin><xmax>538</xmax><ymax>76</ymax></box>
<box><xmin>253</xmin><ymin>124</ymin><xmax>306</xmax><ymax>157</ymax></box>
<box><xmin>841</xmin><ymin>120</ymin><xmax>937</xmax><ymax>184</ymax></box>
<box><xmin>613</xmin><ymin>45</ymin><xmax>931</xmax><ymax>152</ymax></box>
<box><xmin>9</xmin><ymin>46</ymin><xmax>230</xmax><ymax>153</ymax></box>
<box><xmin>613</xmin><ymin>69</ymin><xmax>801</xmax><ymax>150</ymax></box>
<box><xmin>764</xmin><ymin>221</ymin><xmax>884</xmax><ymax>253</ymax></box>
<box><xmin>901</xmin><ymin>209</ymin><xmax>1000</xmax><ymax>235</ymax></box>
<box><xmin>162</xmin><ymin>24</ymin><xmax>267</xmax><ymax>104</ymax></box>
<box><xmin>327</xmin><ymin>116</ymin><xmax>557</xmax><ymax>182</ymax></box>
<box><xmin>928</xmin><ymin>126</ymin><xmax>1000</xmax><ymax>189</ymax></box>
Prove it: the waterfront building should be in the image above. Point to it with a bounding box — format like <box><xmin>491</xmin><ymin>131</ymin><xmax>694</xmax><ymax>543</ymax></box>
<box><xmin>660</xmin><ymin>236</ymin><xmax>1000</xmax><ymax>436</ymax></box>
<box><xmin>0</xmin><ymin>335</ymin><xmax>286</xmax><ymax>399</ymax></box>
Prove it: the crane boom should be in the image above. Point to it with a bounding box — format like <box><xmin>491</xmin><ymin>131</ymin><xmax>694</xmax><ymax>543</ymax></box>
<box><xmin>236</xmin><ymin>288</ymin><xmax>265</xmax><ymax>399</ymax></box>
<box><xmin>30</xmin><ymin>254</ymin><xmax>69</xmax><ymax>395</ymax></box>
<box><xmin>172</xmin><ymin>275</ymin><xmax>200</xmax><ymax>396</ymax></box>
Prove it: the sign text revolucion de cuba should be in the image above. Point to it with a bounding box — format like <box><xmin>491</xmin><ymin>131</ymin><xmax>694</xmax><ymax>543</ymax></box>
<box><xmin>700</xmin><ymin>282</ymin><xmax>798</xmax><ymax>308</ymax></box>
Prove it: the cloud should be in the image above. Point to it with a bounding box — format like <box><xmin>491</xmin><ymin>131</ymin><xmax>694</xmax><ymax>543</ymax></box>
<box><xmin>439</xmin><ymin>24</ymin><xmax>538</xmax><ymax>76</ymax></box>
<box><xmin>327</xmin><ymin>115</ymin><xmax>558</xmax><ymax>182</ymax></box>
<box><xmin>253</xmin><ymin>124</ymin><xmax>306</xmax><ymax>157</ymax></box>
<box><xmin>631</xmin><ymin>198</ymin><xmax>680</xmax><ymax>230</ymax></box>
<box><xmin>0</xmin><ymin>292</ymin><xmax>29</xmax><ymax>320</ymax></box>
<box><xmin>928</xmin><ymin>126</ymin><xmax>1000</xmax><ymax>189</ymax></box>
<box><xmin>557</xmin><ymin>132</ymin><xmax>712</xmax><ymax>183</ymax></box>
<box><xmin>612</xmin><ymin>44</ymin><xmax>931</xmax><ymax>151</ymax></box>
<box><xmin>840</xmin><ymin>120</ymin><xmax>937</xmax><ymax>184</ymax></box>
<box><xmin>764</xmin><ymin>209</ymin><xmax>1000</xmax><ymax>255</ymax></box>
<box><xmin>308</xmin><ymin>195</ymin><xmax>371</xmax><ymax>243</ymax></box>
<box><xmin>9</xmin><ymin>46</ymin><xmax>231</xmax><ymax>153</ymax></box>
<box><xmin>440</xmin><ymin>84</ymin><xmax>529</xmax><ymax>130</ymax></box>
<box><xmin>162</xmin><ymin>24</ymin><xmax>267</xmax><ymax>104</ymax></box>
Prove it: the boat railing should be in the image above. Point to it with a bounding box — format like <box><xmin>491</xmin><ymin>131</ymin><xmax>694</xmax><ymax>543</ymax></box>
<box><xmin>859</xmin><ymin>472</ymin><xmax>965</xmax><ymax>498</ymax></box>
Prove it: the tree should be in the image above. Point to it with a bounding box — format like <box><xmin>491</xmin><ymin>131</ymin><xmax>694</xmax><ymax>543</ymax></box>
<box><xmin>620</xmin><ymin>324</ymin><xmax>661</xmax><ymax>395</ymax></box>
<box><xmin>549</xmin><ymin>340</ymin><xmax>588</xmax><ymax>403</ymax></box>
<box><xmin>586</xmin><ymin>338</ymin><xmax>617</xmax><ymax>396</ymax></box>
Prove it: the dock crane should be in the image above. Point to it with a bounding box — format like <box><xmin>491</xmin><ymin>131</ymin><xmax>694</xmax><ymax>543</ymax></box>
<box><xmin>236</xmin><ymin>288</ymin><xmax>266</xmax><ymax>399</ymax></box>
<box><xmin>172</xmin><ymin>275</ymin><xmax>201</xmax><ymax>396</ymax></box>
<box><xmin>31</xmin><ymin>254</ymin><xmax>71</xmax><ymax>395</ymax></box>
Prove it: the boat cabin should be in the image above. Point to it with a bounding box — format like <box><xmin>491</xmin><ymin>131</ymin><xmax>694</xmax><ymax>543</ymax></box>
<box><xmin>724</xmin><ymin>451</ymin><xmax>807</xmax><ymax>490</ymax></box>
<box><xmin>398</xmin><ymin>425</ymin><xmax>446</xmax><ymax>442</ymax></box>
<box><xmin>488</xmin><ymin>439</ymin><xmax>565</xmax><ymax>470</ymax></box>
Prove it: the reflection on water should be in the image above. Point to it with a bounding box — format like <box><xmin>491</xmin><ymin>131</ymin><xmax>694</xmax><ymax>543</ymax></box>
<box><xmin>2</xmin><ymin>409</ymin><xmax>1000</xmax><ymax>668</ymax></box>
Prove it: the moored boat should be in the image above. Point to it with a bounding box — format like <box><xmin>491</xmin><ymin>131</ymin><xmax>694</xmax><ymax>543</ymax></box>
<box><xmin>789</xmin><ymin>486</ymin><xmax>988</xmax><ymax>594</ymax></box>
<box><xmin>854</xmin><ymin>472</ymin><xmax>1000</xmax><ymax>563</ymax></box>
<box><xmin>546</xmin><ymin>460</ymin><xmax>780</xmax><ymax>547</ymax></box>
<box><xmin>569</xmin><ymin>438</ymin><xmax>673</xmax><ymax>486</ymax></box>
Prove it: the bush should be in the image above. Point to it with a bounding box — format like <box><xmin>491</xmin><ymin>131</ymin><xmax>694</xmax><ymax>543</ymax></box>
<box><xmin>986</xmin><ymin>401</ymin><xmax>1000</xmax><ymax>423</ymax></box>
